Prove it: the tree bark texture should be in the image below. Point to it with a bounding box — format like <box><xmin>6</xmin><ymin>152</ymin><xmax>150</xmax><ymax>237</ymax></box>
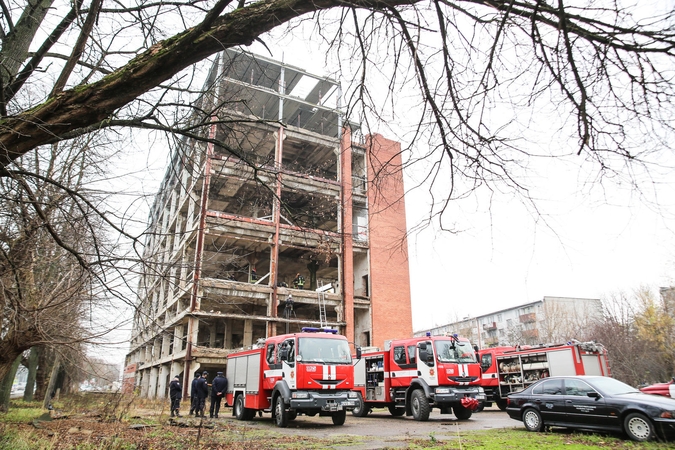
<box><xmin>0</xmin><ymin>355</ymin><xmax>21</xmax><ymax>412</ymax></box>
<box><xmin>23</xmin><ymin>346</ymin><xmax>39</xmax><ymax>401</ymax></box>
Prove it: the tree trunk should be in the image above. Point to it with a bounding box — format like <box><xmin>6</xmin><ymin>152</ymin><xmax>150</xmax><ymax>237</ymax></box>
<box><xmin>0</xmin><ymin>355</ymin><xmax>22</xmax><ymax>412</ymax></box>
<box><xmin>23</xmin><ymin>347</ymin><xmax>39</xmax><ymax>401</ymax></box>
<box><xmin>34</xmin><ymin>348</ymin><xmax>52</xmax><ymax>401</ymax></box>
<box><xmin>43</xmin><ymin>356</ymin><xmax>60</xmax><ymax>409</ymax></box>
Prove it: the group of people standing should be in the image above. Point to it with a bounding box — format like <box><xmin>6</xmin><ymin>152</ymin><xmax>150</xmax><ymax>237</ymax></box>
<box><xmin>168</xmin><ymin>370</ymin><xmax>228</xmax><ymax>418</ymax></box>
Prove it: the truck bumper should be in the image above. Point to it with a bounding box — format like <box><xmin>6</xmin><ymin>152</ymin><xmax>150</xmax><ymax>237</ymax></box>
<box><xmin>290</xmin><ymin>391</ymin><xmax>357</xmax><ymax>412</ymax></box>
<box><xmin>433</xmin><ymin>388</ymin><xmax>486</xmax><ymax>404</ymax></box>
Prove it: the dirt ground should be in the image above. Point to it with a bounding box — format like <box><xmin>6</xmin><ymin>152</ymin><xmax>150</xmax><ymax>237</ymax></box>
<box><xmin>19</xmin><ymin>403</ymin><xmax>521</xmax><ymax>449</ymax></box>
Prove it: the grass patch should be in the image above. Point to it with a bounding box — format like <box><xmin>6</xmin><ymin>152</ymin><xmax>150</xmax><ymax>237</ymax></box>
<box><xmin>0</xmin><ymin>405</ymin><xmax>47</xmax><ymax>424</ymax></box>
<box><xmin>407</xmin><ymin>428</ymin><xmax>674</xmax><ymax>449</ymax></box>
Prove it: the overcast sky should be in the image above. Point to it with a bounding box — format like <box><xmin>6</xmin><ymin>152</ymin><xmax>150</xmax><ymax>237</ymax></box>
<box><xmin>246</xmin><ymin>31</ymin><xmax>675</xmax><ymax>334</ymax></box>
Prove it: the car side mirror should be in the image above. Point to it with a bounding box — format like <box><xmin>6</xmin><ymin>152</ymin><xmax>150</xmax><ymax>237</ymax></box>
<box><xmin>356</xmin><ymin>346</ymin><xmax>362</xmax><ymax>359</ymax></box>
<box><xmin>587</xmin><ymin>391</ymin><xmax>600</xmax><ymax>399</ymax></box>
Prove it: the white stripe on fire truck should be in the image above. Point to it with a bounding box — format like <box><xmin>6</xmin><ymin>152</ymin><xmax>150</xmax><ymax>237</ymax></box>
<box><xmin>264</xmin><ymin>369</ymin><xmax>283</xmax><ymax>378</ymax></box>
<box><xmin>390</xmin><ymin>370</ymin><xmax>418</xmax><ymax>378</ymax></box>
<box><xmin>322</xmin><ymin>365</ymin><xmax>337</xmax><ymax>389</ymax></box>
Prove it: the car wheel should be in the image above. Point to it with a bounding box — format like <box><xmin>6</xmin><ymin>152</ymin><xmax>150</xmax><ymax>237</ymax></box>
<box><xmin>624</xmin><ymin>412</ymin><xmax>654</xmax><ymax>442</ymax></box>
<box><xmin>410</xmin><ymin>389</ymin><xmax>431</xmax><ymax>421</ymax></box>
<box><xmin>274</xmin><ymin>395</ymin><xmax>288</xmax><ymax>428</ymax></box>
<box><xmin>388</xmin><ymin>405</ymin><xmax>405</xmax><ymax>417</ymax></box>
<box><xmin>332</xmin><ymin>409</ymin><xmax>347</xmax><ymax>426</ymax></box>
<box><xmin>522</xmin><ymin>407</ymin><xmax>543</xmax><ymax>432</ymax></box>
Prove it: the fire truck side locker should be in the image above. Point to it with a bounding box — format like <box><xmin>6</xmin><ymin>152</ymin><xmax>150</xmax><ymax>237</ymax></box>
<box><xmin>227</xmin><ymin>349</ymin><xmax>264</xmax><ymax>417</ymax></box>
<box><xmin>363</xmin><ymin>354</ymin><xmax>386</xmax><ymax>401</ymax></box>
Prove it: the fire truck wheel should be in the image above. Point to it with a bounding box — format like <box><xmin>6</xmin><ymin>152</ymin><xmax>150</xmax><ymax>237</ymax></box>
<box><xmin>387</xmin><ymin>405</ymin><xmax>405</xmax><ymax>417</ymax></box>
<box><xmin>332</xmin><ymin>409</ymin><xmax>346</xmax><ymax>426</ymax></box>
<box><xmin>274</xmin><ymin>395</ymin><xmax>289</xmax><ymax>428</ymax></box>
<box><xmin>495</xmin><ymin>397</ymin><xmax>508</xmax><ymax>411</ymax></box>
<box><xmin>352</xmin><ymin>398</ymin><xmax>370</xmax><ymax>417</ymax></box>
<box><xmin>522</xmin><ymin>408</ymin><xmax>543</xmax><ymax>432</ymax></box>
<box><xmin>234</xmin><ymin>395</ymin><xmax>249</xmax><ymax>421</ymax></box>
<box><xmin>410</xmin><ymin>389</ymin><xmax>431</xmax><ymax>421</ymax></box>
<box><xmin>453</xmin><ymin>404</ymin><xmax>472</xmax><ymax>420</ymax></box>
<box><xmin>624</xmin><ymin>412</ymin><xmax>654</xmax><ymax>442</ymax></box>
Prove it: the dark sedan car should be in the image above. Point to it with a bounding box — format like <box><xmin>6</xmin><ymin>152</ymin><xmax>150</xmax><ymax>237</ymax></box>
<box><xmin>505</xmin><ymin>376</ymin><xmax>675</xmax><ymax>441</ymax></box>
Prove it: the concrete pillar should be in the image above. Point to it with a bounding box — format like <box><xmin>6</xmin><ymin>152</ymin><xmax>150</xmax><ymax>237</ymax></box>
<box><xmin>140</xmin><ymin>371</ymin><xmax>149</xmax><ymax>398</ymax></box>
<box><xmin>171</xmin><ymin>361</ymin><xmax>183</xmax><ymax>386</ymax></box>
<box><xmin>191</xmin><ymin>319</ymin><xmax>199</xmax><ymax>346</ymax></box>
<box><xmin>149</xmin><ymin>366</ymin><xmax>159</xmax><ymax>399</ymax></box>
<box><xmin>162</xmin><ymin>334</ymin><xmax>171</xmax><ymax>357</ymax></box>
<box><xmin>340</xmin><ymin>126</ymin><xmax>355</xmax><ymax>344</ymax></box>
<box><xmin>243</xmin><ymin>320</ymin><xmax>253</xmax><ymax>347</ymax></box>
<box><xmin>224</xmin><ymin>320</ymin><xmax>232</xmax><ymax>348</ymax></box>
<box><xmin>209</xmin><ymin>323</ymin><xmax>216</xmax><ymax>348</ymax></box>
<box><xmin>158</xmin><ymin>364</ymin><xmax>169</xmax><ymax>399</ymax></box>
<box><xmin>174</xmin><ymin>325</ymin><xmax>184</xmax><ymax>353</ymax></box>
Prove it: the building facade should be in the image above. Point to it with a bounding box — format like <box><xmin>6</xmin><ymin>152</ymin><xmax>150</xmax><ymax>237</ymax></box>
<box><xmin>124</xmin><ymin>50</ymin><xmax>413</xmax><ymax>398</ymax></box>
<box><xmin>415</xmin><ymin>296</ymin><xmax>602</xmax><ymax>348</ymax></box>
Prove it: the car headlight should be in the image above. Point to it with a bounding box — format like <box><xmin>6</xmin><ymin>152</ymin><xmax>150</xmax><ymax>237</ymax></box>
<box><xmin>348</xmin><ymin>392</ymin><xmax>359</xmax><ymax>399</ymax></box>
<box><xmin>436</xmin><ymin>388</ymin><xmax>450</xmax><ymax>394</ymax></box>
<box><xmin>292</xmin><ymin>392</ymin><xmax>309</xmax><ymax>399</ymax></box>
<box><xmin>478</xmin><ymin>387</ymin><xmax>485</xmax><ymax>393</ymax></box>
<box><xmin>660</xmin><ymin>411</ymin><xmax>675</xmax><ymax>419</ymax></box>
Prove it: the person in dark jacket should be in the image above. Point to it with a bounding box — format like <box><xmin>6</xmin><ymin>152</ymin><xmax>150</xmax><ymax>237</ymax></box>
<box><xmin>169</xmin><ymin>376</ymin><xmax>182</xmax><ymax>417</ymax></box>
<box><xmin>209</xmin><ymin>371</ymin><xmax>228</xmax><ymax>418</ymax></box>
<box><xmin>195</xmin><ymin>371</ymin><xmax>210</xmax><ymax>417</ymax></box>
<box><xmin>189</xmin><ymin>371</ymin><xmax>201</xmax><ymax>415</ymax></box>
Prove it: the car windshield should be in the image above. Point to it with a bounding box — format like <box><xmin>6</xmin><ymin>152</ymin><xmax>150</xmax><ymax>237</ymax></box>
<box><xmin>297</xmin><ymin>337</ymin><xmax>352</xmax><ymax>364</ymax></box>
<box><xmin>434</xmin><ymin>340</ymin><xmax>476</xmax><ymax>363</ymax></box>
<box><xmin>589</xmin><ymin>377</ymin><xmax>639</xmax><ymax>395</ymax></box>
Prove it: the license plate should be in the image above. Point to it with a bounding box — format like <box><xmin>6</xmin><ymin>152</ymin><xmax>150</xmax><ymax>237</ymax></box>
<box><xmin>342</xmin><ymin>401</ymin><xmax>355</xmax><ymax>407</ymax></box>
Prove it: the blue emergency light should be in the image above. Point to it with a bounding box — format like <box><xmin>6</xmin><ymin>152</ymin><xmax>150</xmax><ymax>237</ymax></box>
<box><xmin>301</xmin><ymin>327</ymin><xmax>338</xmax><ymax>334</ymax></box>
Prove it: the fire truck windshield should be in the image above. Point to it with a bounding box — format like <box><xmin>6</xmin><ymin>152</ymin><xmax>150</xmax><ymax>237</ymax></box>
<box><xmin>434</xmin><ymin>340</ymin><xmax>477</xmax><ymax>363</ymax></box>
<box><xmin>297</xmin><ymin>337</ymin><xmax>352</xmax><ymax>364</ymax></box>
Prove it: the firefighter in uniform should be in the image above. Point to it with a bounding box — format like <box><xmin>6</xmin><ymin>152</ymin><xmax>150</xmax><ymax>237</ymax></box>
<box><xmin>189</xmin><ymin>371</ymin><xmax>201</xmax><ymax>415</ymax></box>
<box><xmin>195</xmin><ymin>371</ymin><xmax>210</xmax><ymax>417</ymax></box>
<box><xmin>293</xmin><ymin>273</ymin><xmax>305</xmax><ymax>289</ymax></box>
<box><xmin>169</xmin><ymin>375</ymin><xmax>182</xmax><ymax>417</ymax></box>
<box><xmin>209</xmin><ymin>372</ymin><xmax>228</xmax><ymax>418</ymax></box>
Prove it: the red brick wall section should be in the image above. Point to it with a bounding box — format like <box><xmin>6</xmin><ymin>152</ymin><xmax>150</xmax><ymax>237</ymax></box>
<box><xmin>122</xmin><ymin>363</ymin><xmax>137</xmax><ymax>395</ymax></box>
<box><xmin>366</xmin><ymin>134</ymin><xmax>413</xmax><ymax>349</ymax></box>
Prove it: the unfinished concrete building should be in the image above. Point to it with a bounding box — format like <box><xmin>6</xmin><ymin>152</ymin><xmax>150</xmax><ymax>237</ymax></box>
<box><xmin>124</xmin><ymin>49</ymin><xmax>412</xmax><ymax>398</ymax></box>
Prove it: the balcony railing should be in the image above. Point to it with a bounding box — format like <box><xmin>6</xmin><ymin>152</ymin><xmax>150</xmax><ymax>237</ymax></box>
<box><xmin>520</xmin><ymin>313</ymin><xmax>536</xmax><ymax>323</ymax></box>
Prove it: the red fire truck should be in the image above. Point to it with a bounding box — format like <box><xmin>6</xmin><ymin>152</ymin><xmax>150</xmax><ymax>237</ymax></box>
<box><xmin>225</xmin><ymin>327</ymin><xmax>360</xmax><ymax>427</ymax></box>
<box><xmin>477</xmin><ymin>341</ymin><xmax>610</xmax><ymax>410</ymax></box>
<box><xmin>352</xmin><ymin>334</ymin><xmax>485</xmax><ymax>421</ymax></box>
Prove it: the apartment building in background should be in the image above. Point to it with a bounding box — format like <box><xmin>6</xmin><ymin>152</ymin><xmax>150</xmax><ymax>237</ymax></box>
<box><xmin>415</xmin><ymin>296</ymin><xmax>603</xmax><ymax>348</ymax></box>
<box><xmin>123</xmin><ymin>49</ymin><xmax>413</xmax><ymax>398</ymax></box>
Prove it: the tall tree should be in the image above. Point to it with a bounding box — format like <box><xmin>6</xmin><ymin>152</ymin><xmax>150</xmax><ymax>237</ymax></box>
<box><xmin>1</xmin><ymin>0</ymin><xmax>673</xmax><ymax>381</ymax></box>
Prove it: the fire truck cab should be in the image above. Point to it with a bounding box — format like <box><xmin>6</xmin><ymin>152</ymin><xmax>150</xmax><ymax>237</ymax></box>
<box><xmin>226</xmin><ymin>328</ymin><xmax>359</xmax><ymax>427</ymax></box>
<box><xmin>353</xmin><ymin>334</ymin><xmax>485</xmax><ymax>421</ymax></box>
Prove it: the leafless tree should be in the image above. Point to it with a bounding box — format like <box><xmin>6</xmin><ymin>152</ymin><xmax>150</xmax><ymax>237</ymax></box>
<box><xmin>1</xmin><ymin>0</ymin><xmax>674</xmax><ymax>382</ymax></box>
<box><xmin>0</xmin><ymin>137</ymin><xmax>133</xmax><ymax>384</ymax></box>
<box><xmin>588</xmin><ymin>288</ymin><xmax>673</xmax><ymax>386</ymax></box>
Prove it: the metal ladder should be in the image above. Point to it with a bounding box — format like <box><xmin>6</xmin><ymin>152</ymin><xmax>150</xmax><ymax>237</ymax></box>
<box><xmin>318</xmin><ymin>291</ymin><xmax>327</xmax><ymax>327</ymax></box>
